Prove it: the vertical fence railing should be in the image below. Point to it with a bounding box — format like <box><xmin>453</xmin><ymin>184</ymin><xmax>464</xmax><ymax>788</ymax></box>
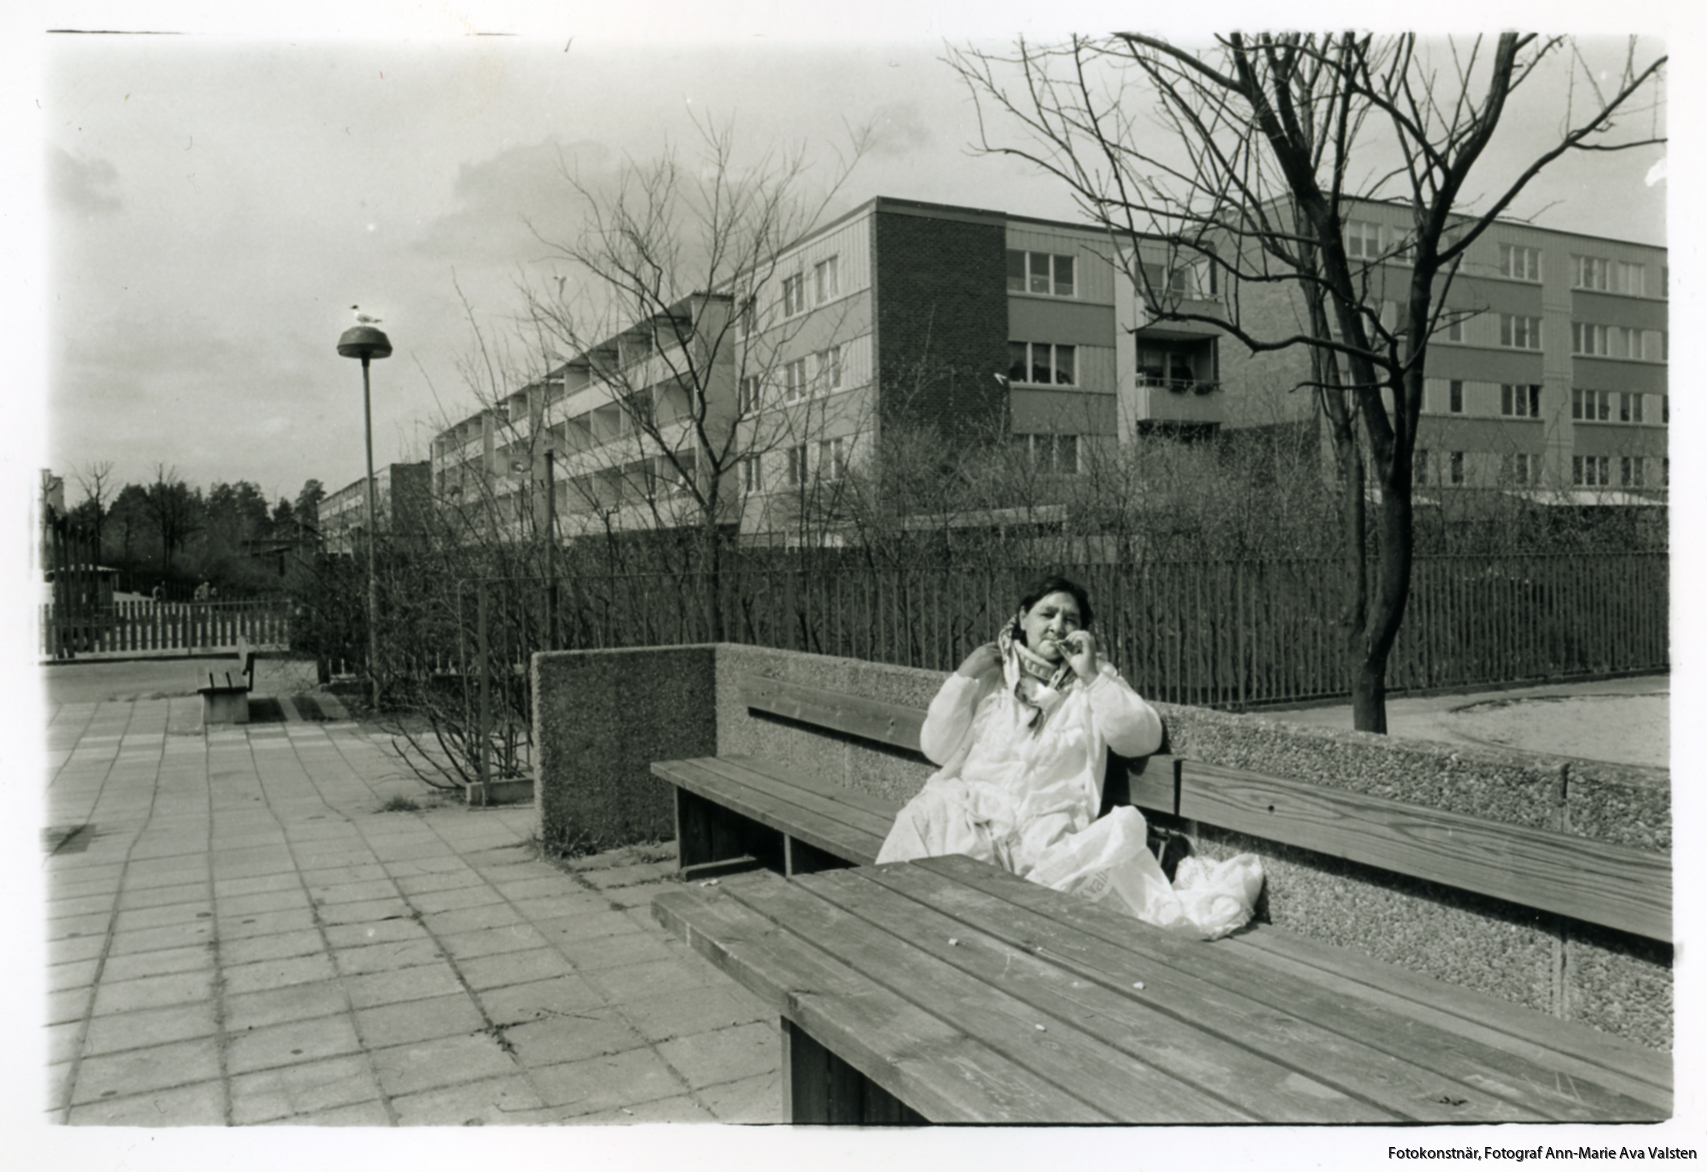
<box><xmin>455</xmin><ymin>553</ymin><xmax>1666</xmax><ymax>714</ymax></box>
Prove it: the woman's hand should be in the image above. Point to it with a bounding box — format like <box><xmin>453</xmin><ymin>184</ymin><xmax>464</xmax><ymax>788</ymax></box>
<box><xmin>956</xmin><ymin>642</ymin><xmax>1001</xmax><ymax>680</ymax></box>
<box><xmin>1061</xmin><ymin>631</ymin><xmax>1098</xmax><ymax>678</ymax></box>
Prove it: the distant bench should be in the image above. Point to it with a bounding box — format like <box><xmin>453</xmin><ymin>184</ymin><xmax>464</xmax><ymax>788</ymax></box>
<box><xmin>651</xmin><ymin>671</ymin><xmax>1671</xmax><ymax>1122</ymax></box>
<box><xmin>196</xmin><ymin>636</ymin><xmax>257</xmax><ymax>725</ymax></box>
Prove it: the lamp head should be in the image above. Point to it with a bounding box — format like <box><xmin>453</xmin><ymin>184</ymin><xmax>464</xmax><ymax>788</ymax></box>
<box><xmin>337</xmin><ymin>326</ymin><xmax>393</xmax><ymax>360</ymax></box>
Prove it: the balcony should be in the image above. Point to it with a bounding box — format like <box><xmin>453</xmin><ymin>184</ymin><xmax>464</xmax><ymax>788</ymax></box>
<box><xmin>1136</xmin><ymin>375</ymin><xmax>1219</xmax><ymax>396</ymax></box>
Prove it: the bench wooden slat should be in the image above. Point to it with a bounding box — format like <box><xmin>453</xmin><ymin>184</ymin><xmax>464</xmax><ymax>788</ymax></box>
<box><xmin>739</xmin><ymin>674</ymin><xmax>925</xmax><ymax>750</ymax></box>
<box><xmin>714</xmin><ymin>755</ymin><xmax>906</xmax><ymax>825</ymax></box>
<box><xmin>914</xmin><ymin>853</ymin><xmax>1665</xmax><ymax>1122</ymax></box>
<box><xmin>1176</xmin><ymin>760</ymin><xmax>1670</xmax><ymax>942</ymax></box>
<box><xmin>657</xmin><ymin>756</ymin><xmax>897</xmax><ymax>845</ymax></box>
<box><xmin>719</xmin><ymin>867</ymin><xmax>1263</xmax><ymax>1123</ymax></box>
<box><xmin>1214</xmin><ymin>926</ymin><xmax>1671</xmax><ymax>1111</ymax></box>
<box><xmin>805</xmin><ymin>865</ymin><xmax>1399</xmax><ymax>1123</ymax></box>
<box><xmin>652</xmin><ymin>758</ymin><xmax>891</xmax><ymax>867</ymax></box>
<box><xmin>652</xmin><ymin>881</ymin><xmax>1116</xmax><ymax>1123</ymax></box>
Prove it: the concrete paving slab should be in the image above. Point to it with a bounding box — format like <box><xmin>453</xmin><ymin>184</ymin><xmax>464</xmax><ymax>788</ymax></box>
<box><xmin>354</xmin><ymin>992</ymin><xmax>487</xmax><ymax>1049</ymax></box>
<box><xmin>41</xmin><ymin>677</ymin><xmax>791</xmax><ymax>1127</ymax></box>
<box><xmin>227</xmin><ymin>1054</ymin><xmax>383</xmax><ymax>1125</ymax></box>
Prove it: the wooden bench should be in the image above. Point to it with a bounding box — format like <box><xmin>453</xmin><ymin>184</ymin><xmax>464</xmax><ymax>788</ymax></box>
<box><xmin>651</xmin><ymin>672</ymin><xmax>1671</xmax><ymax>1122</ymax></box>
<box><xmin>197</xmin><ymin>636</ymin><xmax>257</xmax><ymax>725</ymax></box>
<box><xmin>653</xmin><ymin>673</ymin><xmax>1177</xmax><ymax>880</ymax></box>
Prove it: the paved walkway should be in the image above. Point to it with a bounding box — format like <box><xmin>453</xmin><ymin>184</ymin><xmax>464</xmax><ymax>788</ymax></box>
<box><xmin>42</xmin><ymin>690</ymin><xmax>780</xmax><ymax>1126</ymax></box>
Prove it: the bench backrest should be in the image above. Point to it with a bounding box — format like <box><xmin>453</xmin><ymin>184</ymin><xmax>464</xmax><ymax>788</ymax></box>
<box><xmin>737</xmin><ymin>673</ymin><xmax>1670</xmax><ymax>943</ymax></box>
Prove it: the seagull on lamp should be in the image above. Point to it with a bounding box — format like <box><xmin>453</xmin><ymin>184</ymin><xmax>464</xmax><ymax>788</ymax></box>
<box><xmin>351</xmin><ymin>305</ymin><xmax>384</xmax><ymax>325</ymax></box>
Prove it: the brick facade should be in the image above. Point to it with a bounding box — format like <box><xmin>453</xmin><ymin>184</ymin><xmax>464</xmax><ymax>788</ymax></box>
<box><xmin>872</xmin><ymin>207</ymin><xmax>1012</xmax><ymax>443</ymax></box>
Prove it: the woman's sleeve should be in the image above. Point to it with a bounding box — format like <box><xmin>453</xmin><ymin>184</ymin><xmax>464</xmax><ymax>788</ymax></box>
<box><xmin>1084</xmin><ymin>665</ymin><xmax>1164</xmax><ymax>758</ymax></box>
<box><xmin>919</xmin><ymin>672</ymin><xmax>988</xmax><ymax>765</ymax></box>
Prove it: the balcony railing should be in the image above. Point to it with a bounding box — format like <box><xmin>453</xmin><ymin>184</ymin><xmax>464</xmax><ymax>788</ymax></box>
<box><xmin>1137</xmin><ymin>375</ymin><xmax>1219</xmax><ymax>396</ymax></box>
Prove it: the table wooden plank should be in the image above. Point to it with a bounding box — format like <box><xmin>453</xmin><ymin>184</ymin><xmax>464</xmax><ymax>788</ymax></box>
<box><xmin>913</xmin><ymin>854</ymin><xmax>1664</xmax><ymax>1122</ymax></box>
<box><xmin>739</xmin><ymin>673</ymin><xmax>926</xmax><ymax>750</ymax></box>
<box><xmin>1176</xmin><ymin>761</ymin><xmax>1670</xmax><ymax>941</ymax></box>
<box><xmin>652</xmin><ymin>882</ymin><xmax>1113</xmax><ymax>1123</ymax></box>
<box><xmin>857</xmin><ymin>861</ymin><xmax>1544</xmax><ymax>1124</ymax></box>
<box><xmin>801</xmin><ymin>865</ymin><xmax>1397</xmax><ymax>1123</ymax></box>
<box><xmin>1214</xmin><ymin>926</ymin><xmax>1671</xmax><ymax>1111</ymax></box>
<box><xmin>651</xmin><ymin>758</ymin><xmax>890</xmax><ymax>866</ymax></box>
<box><xmin>722</xmin><ymin>866</ymin><xmax>1263</xmax><ymax>1123</ymax></box>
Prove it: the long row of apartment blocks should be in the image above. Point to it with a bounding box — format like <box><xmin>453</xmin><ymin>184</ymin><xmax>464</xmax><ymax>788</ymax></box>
<box><xmin>321</xmin><ymin>196</ymin><xmax>1667</xmax><ymax>550</ymax></box>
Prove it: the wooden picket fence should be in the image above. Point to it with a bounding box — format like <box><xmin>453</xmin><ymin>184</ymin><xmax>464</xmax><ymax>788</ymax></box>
<box><xmin>40</xmin><ymin>600</ymin><xmax>294</xmax><ymax>659</ymax></box>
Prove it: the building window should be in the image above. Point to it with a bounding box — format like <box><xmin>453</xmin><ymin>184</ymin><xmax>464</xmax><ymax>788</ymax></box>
<box><xmin>1414</xmin><ymin>448</ymin><xmax>1428</xmax><ymax>486</ymax></box>
<box><xmin>1345</xmin><ymin>220</ymin><xmax>1382</xmax><ymax>260</ymax></box>
<box><xmin>1018</xmin><ymin>433</ymin><xmax>1079</xmax><ymax>475</ymax></box>
<box><xmin>1617</xmin><ymin>262</ymin><xmax>1646</xmax><ymax>297</ymax></box>
<box><xmin>785</xmin><ymin>444</ymin><xmax>807</xmax><ymax>488</ymax></box>
<box><xmin>1449</xmin><ymin>380</ymin><xmax>1464</xmax><ymax>414</ymax></box>
<box><xmin>818</xmin><ymin>437</ymin><xmax>845</xmax><ymax>482</ymax></box>
<box><xmin>741</xmin><ymin>455</ymin><xmax>763</xmax><ymax>494</ymax></box>
<box><xmin>1508</xmin><ymin>452</ymin><xmax>1536</xmax><ymax>486</ymax></box>
<box><xmin>1008</xmin><ymin>250</ymin><xmax>1075</xmax><ymax>297</ymax></box>
<box><xmin>1574</xmin><ymin>255</ymin><xmax>1611</xmax><ymax>291</ymax></box>
<box><xmin>1499</xmin><ymin>314</ymin><xmax>1541</xmax><ymax>350</ymax></box>
<box><xmin>1009</xmin><ymin>341</ymin><xmax>1077</xmax><ymax>386</ymax></box>
<box><xmin>1499</xmin><ymin>244</ymin><xmax>1542</xmax><ymax>281</ymax></box>
<box><xmin>1500</xmin><ymin>384</ymin><xmax>1541</xmax><ymax>418</ymax></box>
<box><xmin>1663</xmin><ymin>458</ymin><xmax>1669</xmax><ymax>487</ymax></box>
<box><xmin>1662</xmin><ymin>395</ymin><xmax>1669</xmax><ymax>424</ymax></box>
<box><xmin>781</xmin><ymin>273</ymin><xmax>806</xmax><ymax>317</ymax></box>
<box><xmin>1449</xmin><ymin>451</ymin><xmax>1465</xmax><ymax>486</ymax></box>
<box><xmin>813</xmin><ymin>256</ymin><xmax>840</xmax><ymax>305</ymax></box>
<box><xmin>813</xmin><ymin>345</ymin><xmax>844</xmax><ymax>393</ymax></box>
<box><xmin>1572</xmin><ymin>455</ymin><xmax>1610</xmax><ymax>487</ymax></box>
<box><xmin>1446</xmin><ymin>316</ymin><xmax>1464</xmax><ymax>343</ymax></box>
<box><xmin>782</xmin><ymin>357</ymin><xmax>809</xmax><ymax>402</ymax></box>
<box><xmin>1620</xmin><ymin>392</ymin><xmax>1644</xmax><ymax>424</ymax></box>
<box><xmin>1621</xmin><ymin>457</ymin><xmax>1644</xmax><ymax>488</ymax></box>
<box><xmin>738</xmin><ymin>375</ymin><xmax>762</xmax><ymax>415</ymax></box>
<box><xmin>1574</xmin><ymin>389</ymin><xmax>1613</xmax><ymax>421</ymax></box>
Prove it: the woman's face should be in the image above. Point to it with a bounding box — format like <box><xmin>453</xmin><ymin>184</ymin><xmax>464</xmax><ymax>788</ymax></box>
<box><xmin>1021</xmin><ymin>591</ymin><xmax>1083</xmax><ymax>661</ymax></box>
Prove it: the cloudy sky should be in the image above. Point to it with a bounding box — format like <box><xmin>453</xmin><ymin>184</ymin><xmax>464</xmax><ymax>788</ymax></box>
<box><xmin>25</xmin><ymin>10</ymin><xmax>1672</xmax><ymax>514</ymax></box>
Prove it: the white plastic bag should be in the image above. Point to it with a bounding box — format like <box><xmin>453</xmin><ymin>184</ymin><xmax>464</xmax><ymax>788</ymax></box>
<box><xmin>1022</xmin><ymin>806</ymin><xmax>1264</xmax><ymax>941</ymax></box>
<box><xmin>1169</xmin><ymin>852</ymin><xmax>1265</xmax><ymax>941</ymax></box>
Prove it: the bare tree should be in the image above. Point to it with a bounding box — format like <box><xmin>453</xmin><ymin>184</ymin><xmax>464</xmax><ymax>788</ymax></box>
<box><xmin>948</xmin><ymin>33</ymin><xmax>1665</xmax><ymax>730</ymax></box>
<box><xmin>518</xmin><ymin>115</ymin><xmax>872</xmax><ymax>627</ymax></box>
<box><xmin>144</xmin><ymin>464</ymin><xmax>202</xmax><ymax>570</ymax></box>
<box><xmin>74</xmin><ymin>460</ymin><xmax>114</xmax><ymax>551</ymax></box>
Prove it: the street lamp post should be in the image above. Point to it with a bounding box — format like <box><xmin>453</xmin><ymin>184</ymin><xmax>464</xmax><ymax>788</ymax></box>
<box><xmin>337</xmin><ymin>324</ymin><xmax>393</xmax><ymax>711</ymax></box>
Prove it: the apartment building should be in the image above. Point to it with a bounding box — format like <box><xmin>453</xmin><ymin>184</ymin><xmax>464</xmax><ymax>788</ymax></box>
<box><xmin>1188</xmin><ymin>200</ymin><xmax>1669</xmax><ymax>499</ymax></box>
<box><xmin>429</xmin><ymin>196</ymin><xmax>1665</xmax><ymax>545</ymax></box>
<box><xmin>319</xmin><ymin>462</ymin><xmax>432</xmax><ymax>554</ymax></box>
<box><xmin>431</xmin><ymin>198</ymin><xmax>1203</xmax><ymax>545</ymax></box>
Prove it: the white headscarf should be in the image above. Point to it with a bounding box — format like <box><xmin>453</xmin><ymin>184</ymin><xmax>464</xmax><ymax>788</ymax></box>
<box><xmin>997</xmin><ymin>614</ymin><xmax>1077</xmax><ymax>729</ymax></box>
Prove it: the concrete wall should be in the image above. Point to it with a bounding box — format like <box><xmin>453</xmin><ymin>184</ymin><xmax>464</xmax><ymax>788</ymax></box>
<box><xmin>533</xmin><ymin>643</ymin><xmax>1670</xmax><ymax>1049</ymax></box>
<box><xmin>533</xmin><ymin>645</ymin><xmax>718</xmax><ymax>855</ymax></box>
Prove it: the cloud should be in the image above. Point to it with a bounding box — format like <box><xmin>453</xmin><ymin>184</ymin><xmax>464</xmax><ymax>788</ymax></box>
<box><xmin>867</xmin><ymin>102</ymin><xmax>934</xmax><ymax>158</ymax></box>
<box><xmin>49</xmin><ymin>146</ymin><xmax>122</xmax><ymax>216</ymax></box>
<box><xmin>412</xmin><ymin>137</ymin><xmax>622</xmax><ymax>264</ymax></box>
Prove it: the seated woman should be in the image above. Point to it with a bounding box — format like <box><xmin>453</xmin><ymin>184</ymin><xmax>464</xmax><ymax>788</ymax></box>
<box><xmin>877</xmin><ymin>575</ymin><xmax>1260</xmax><ymax>939</ymax></box>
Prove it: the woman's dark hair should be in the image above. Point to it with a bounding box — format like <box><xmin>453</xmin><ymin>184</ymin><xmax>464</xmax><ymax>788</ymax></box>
<box><xmin>1017</xmin><ymin>575</ymin><xmax>1094</xmax><ymax>630</ymax></box>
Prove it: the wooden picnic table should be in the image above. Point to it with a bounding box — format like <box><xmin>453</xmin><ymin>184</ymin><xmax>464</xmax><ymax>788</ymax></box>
<box><xmin>655</xmin><ymin>852</ymin><xmax>1671</xmax><ymax>1125</ymax></box>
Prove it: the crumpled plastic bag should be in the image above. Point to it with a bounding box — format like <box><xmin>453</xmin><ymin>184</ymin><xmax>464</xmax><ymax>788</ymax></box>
<box><xmin>1021</xmin><ymin>806</ymin><xmax>1264</xmax><ymax>941</ymax></box>
<box><xmin>1168</xmin><ymin>853</ymin><xmax>1266</xmax><ymax>940</ymax></box>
